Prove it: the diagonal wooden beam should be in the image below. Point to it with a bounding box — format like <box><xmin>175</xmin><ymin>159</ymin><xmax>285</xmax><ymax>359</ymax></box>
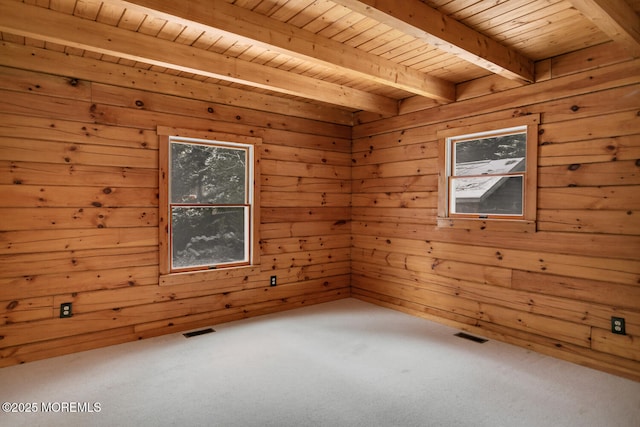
<box><xmin>332</xmin><ymin>0</ymin><xmax>535</xmax><ymax>84</ymax></box>
<box><xmin>0</xmin><ymin>1</ymin><xmax>398</xmax><ymax>115</ymax></box>
<box><xmin>116</xmin><ymin>0</ymin><xmax>455</xmax><ymax>103</ymax></box>
<box><xmin>565</xmin><ymin>0</ymin><xmax>640</xmax><ymax>57</ymax></box>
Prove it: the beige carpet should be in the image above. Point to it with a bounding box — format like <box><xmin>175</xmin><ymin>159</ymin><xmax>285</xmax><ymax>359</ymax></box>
<box><xmin>1</xmin><ymin>298</ymin><xmax>639</xmax><ymax>427</ymax></box>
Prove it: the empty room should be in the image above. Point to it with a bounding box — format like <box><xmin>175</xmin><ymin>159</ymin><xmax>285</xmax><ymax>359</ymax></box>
<box><xmin>0</xmin><ymin>0</ymin><xmax>639</xmax><ymax>425</ymax></box>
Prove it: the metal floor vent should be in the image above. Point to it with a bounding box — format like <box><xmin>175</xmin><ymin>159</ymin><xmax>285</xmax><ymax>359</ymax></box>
<box><xmin>183</xmin><ymin>328</ymin><xmax>215</xmax><ymax>338</ymax></box>
<box><xmin>454</xmin><ymin>332</ymin><xmax>488</xmax><ymax>343</ymax></box>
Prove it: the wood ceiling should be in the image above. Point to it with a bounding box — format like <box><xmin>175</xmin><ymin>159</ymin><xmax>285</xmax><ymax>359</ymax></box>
<box><xmin>0</xmin><ymin>0</ymin><xmax>639</xmax><ymax>120</ymax></box>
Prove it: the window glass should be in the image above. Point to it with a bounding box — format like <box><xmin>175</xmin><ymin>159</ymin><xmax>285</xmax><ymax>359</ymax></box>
<box><xmin>170</xmin><ymin>142</ymin><xmax>247</xmax><ymax>204</ymax></box>
<box><xmin>453</xmin><ymin>133</ymin><xmax>526</xmax><ymax>173</ymax></box>
<box><xmin>171</xmin><ymin>206</ymin><xmax>248</xmax><ymax>269</ymax></box>
<box><xmin>169</xmin><ymin>138</ymin><xmax>252</xmax><ymax>271</ymax></box>
<box><xmin>451</xmin><ymin>175</ymin><xmax>523</xmax><ymax>215</ymax></box>
<box><xmin>450</xmin><ymin>131</ymin><xmax>526</xmax><ymax>217</ymax></box>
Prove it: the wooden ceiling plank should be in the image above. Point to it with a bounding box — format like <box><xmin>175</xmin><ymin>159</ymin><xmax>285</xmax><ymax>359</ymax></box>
<box><xmin>25</xmin><ymin>0</ymin><xmax>52</xmax><ymax>7</ymax></box>
<box><xmin>96</xmin><ymin>3</ymin><xmax>127</xmax><ymax>26</ymax></box>
<box><xmin>25</xmin><ymin>37</ymin><xmax>46</xmax><ymax>48</ymax></box>
<box><xmin>318</xmin><ymin>11</ymin><xmax>368</xmax><ymax>39</ymax></box>
<box><xmin>565</xmin><ymin>0</ymin><xmax>640</xmax><ymax>57</ymax></box>
<box><xmin>287</xmin><ymin>0</ymin><xmax>336</xmax><ymax>28</ymax></box>
<box><xmin>174</xmin><ymin>26</ymin><xmax>204</xmax><ymax>46</ymax></box>
<box><xmin>492</xmin><ymin>5</ymin><xmax>578</xmax><ymax>42</ymax></box>
<box><xmin>1</xmin><ymin>32</ymin><xmax>25</xmax><ymax>45</ymax></box>
<box><xmin>302</xmin><ymin>4</ymin><xmax>352</xmax><ymax>34</ymax></box>
<box><xmin>252</xmin><ymin>0</ymin><xmax>289</xmax><ymax>16</ymax></box>
<box><xmin>118</xmin><ymin>8</ymin><xmax>146</xmax><ymax>31</ymax></box>
<box><xmin>234</xmin><ymin>0</ymin><xmax>262</xmax><ymax>9</ymax></box>
<box><xmin>49</xmin><ymin>0</ymin><xmax>76</xmax><ymax>14</ymax></box>
<box><xmin>270</xmin><ymin>0</ymin><xmax>314</xmax><ymax>22</ymax></box>
<box><xmin>369</xmin><ymin>33</ymin><xmax>416</xmax><ymax>57</ymax></box>
<box><xmin>383</xmin><ymin>38</ymin><xmax>433</xmax><ymax>63</ymax></box>
<box><xmin>73</xmin><ymin>0</ymin><xmax>103</xmax><ymax>20</ymax></box>
<box><xmin>464</xmin><ymin>0</ymin><xmax>546</xmax><ymax>30</ymax></box>
<box><xmin>116</xmin><ymin>0</ymin><xmax>455</xmax><ymax>102</ymax></box>
<box><xmin>331</xmin><ymin>0</ymin><xmax>535</xmax><ymax>83</ymax></box>
<box><xmin>449</xmin><ymin>0</ymin><xmax>503</xmax><ymax>21</ymax></box>
<box><xmin>0</xmin><ymin>1</ymin><xmax>397</xmax><ymax>115</ymax></box>
<box><xmin>137</xmin><ymin>15</ymin><xmax>167</xmax><ymax>37</ymax></box>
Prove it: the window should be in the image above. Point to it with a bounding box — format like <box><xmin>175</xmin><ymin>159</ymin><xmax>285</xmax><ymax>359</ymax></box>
<box><xmin>437</xmin><ymin>115</ymin><xmax>539</xmax><ymax>231</ymax></box>
<box><xmin>158</xmin><ymin>127</ymin><xmax>260</xmax><ymax>275</ymax></box>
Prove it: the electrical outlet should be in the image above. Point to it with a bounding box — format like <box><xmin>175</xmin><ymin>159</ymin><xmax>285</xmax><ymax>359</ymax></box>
<box><xmin>270</xmin><ymin>276</ymin><xmax>277</xmax><ymax>286</ymax></box>
<box><xmin>60</xmin><ymin>302</ymin><xmax>73</xmax><ymax>318</ymax></box>
<box><xmin>611</xmin><ymin>317</ymin><xmax>626</xmax><ymax>335</ymax></box>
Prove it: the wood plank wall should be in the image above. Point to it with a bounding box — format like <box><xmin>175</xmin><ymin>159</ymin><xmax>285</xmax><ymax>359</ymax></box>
<box><xmin>351</xmin><ymin>42</ymin><xmax>640</xmax><ymax>381</ymax></box>
<box><xmin>0</xmin><ymin>46</ymin><xmax>351</xmax><ymax>366</ymax></box>
<box><xmin>1</xmin><ymin>39</ymin><xmax>639</xmax><ymax>382</ymax></box>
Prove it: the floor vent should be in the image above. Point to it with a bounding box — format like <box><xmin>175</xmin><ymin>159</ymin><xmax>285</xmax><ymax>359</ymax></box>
<box><xmin>454</xmin><ymin>332</ymin><xmax>488</xmax><ymax>343</ymax></box>
<box><xmin>183</xmin><ymin>328</ymin><xmax>215</xmax><ymax>338</ymax></box>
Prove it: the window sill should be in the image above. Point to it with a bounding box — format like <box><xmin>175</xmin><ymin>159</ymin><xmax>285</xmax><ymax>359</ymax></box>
<box><xmin>437</xmin><ymin>217</ymin><xmax>536</xmax><ymax>233</ymax></box>
<box><xmin>159</xmin><ymin>265</ymin><xmax>261</xmax><ymax>287</ymax></box>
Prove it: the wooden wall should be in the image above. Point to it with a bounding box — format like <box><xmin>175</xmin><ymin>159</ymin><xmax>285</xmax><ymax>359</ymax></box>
<box><xmin>1</xmin><ymin>39</ymin><xmax>639</xmax><ymax>382</ymax></box>
<box><xmin>0</xmin><ymin>42</ymin><xmax>351</xmax><ymax>367</ymax></box>
<box><xmin>351</xmin><ymin>42</ymin><xmax>640</xmax><ymax>381</ymax></box>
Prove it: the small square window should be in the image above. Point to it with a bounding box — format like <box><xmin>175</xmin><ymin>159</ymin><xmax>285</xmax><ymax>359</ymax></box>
<box><xmin>437</xmin><ymin>115</ymin><xmax>539</xmax><ymax>230</ymax></box>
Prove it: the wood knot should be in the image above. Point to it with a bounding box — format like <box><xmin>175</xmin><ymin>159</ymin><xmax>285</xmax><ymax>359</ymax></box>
<box><xmin>6</xmin><ymin>301</ymin><xmax>18</xmax><ymax>310</ymax></box>
<box><xmin>207</xmin><ymin>107</ymin><xmax>214</xmax><ymax>113</ymax></box>
<box><xmin>103</xmin><ymin>187</ymin><xmax>112</xmax><ymax>194</ymax></box>
<box><xmin>570</xmin><ymin>105</ymin><xmax>580</xmax><ymax>112</ymax></box>
<box><xmin>134</xmin><ymin>100</ymin><xmax>144</xmax><ymax>107</ymax></box>
<box><xmin>568</xmin><ymin>164</ymin><xmax>581</xmax><ymax>171</ymax></box>
<box><xmin>69</xmin><ymin>78</ymin><xmax>79</xmax><ymax>86</ymax></box>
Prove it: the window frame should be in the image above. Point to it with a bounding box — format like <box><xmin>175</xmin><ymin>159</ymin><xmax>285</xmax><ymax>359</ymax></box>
<box><xmin>158</xmin><ymin>127</ymin><xmax>261</xmax><ymax>280</ymax></box>
<box><xmin>436</xmin><ymin>115</ymin><xmax>539</xmax><ymax>232</ymax></box>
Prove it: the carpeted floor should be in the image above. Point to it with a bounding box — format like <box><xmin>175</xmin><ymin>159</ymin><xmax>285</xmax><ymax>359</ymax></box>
<box><xmin>1</xmin><ymin>298</ymin><xmax>639</xmax><ymax>427</ymax></box>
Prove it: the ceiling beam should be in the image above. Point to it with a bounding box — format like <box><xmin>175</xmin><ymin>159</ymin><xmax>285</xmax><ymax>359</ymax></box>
<box><xmin>331</xmin><ymin>0</ymin><xmax>535</xmax><ymax>84</ymax></box>
<box><xmin>118</xmin><ymin>0</ymin><xmax>456</xmax><ymax>103</ymax></box>
<box><xmin>0</xmin><ymin>1</ymin><xmax>398</xmax><ymax>116</ymax></box>
<box><xmin>565</xmin><ymin>0</ymin><xmax>640</xmax><ymax>57</ymax></box>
